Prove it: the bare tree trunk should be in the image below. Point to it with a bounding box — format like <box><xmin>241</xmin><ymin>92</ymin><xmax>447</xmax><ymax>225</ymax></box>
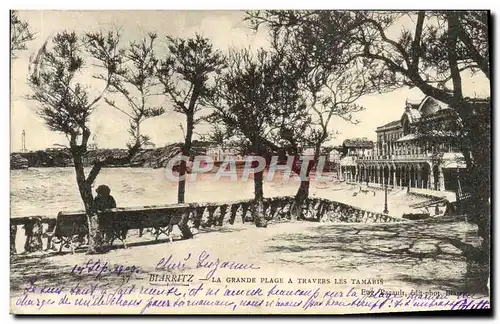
<box><xmin>73</xmin><ymin>153</ymin><xmax>103</xmax><ymax>254</ymax></box>
<box><xmin>291</xmin><ymin>179</ymin><xmax>310</xmax><ymax>221</ymax></box>
<box><xmin>291</xmin><ymin>147</ymin><xmax>320</xmax><ymax>220</ymax></box>
<box><xmin>136</xmin><ymin>121</ymin><xmax>141</xmax><ymax>147</ymax></box>
<box><xmin>455</xmin><ymin>103</ymin><xmax>491</xmax><ymax>294</ymax></box>
<box><xmin>178</xmin><ymin>114</ymin><xmax>194</xmax><ymax>204</ymax></box>
<box><xmin>404</xmin><ymin>14</ymin><xmax>490</xmax><ymax>292</ymax></box>
<box><xmin>126</xmin><ymin>121</ymin><xmax>142</xmax><ymax>160</ymax></box>
<box><xmin>253</xmin><ymin>169</ymin><xmax>267</xmax><ymax>228</ymax></box>
<box><xmin>178</xmin><ymin>160</ymin><xmax>187</xmax><ymax>203</ymax></box>
<box><xmin>467</xmin><ymin>133</ymin><xmax>490</xmax><ymax>294</ymax></box>
<box><xmin>461</xmin><ymin>166</ymin><xmax>490</xmax><ymax>294</ymax></box>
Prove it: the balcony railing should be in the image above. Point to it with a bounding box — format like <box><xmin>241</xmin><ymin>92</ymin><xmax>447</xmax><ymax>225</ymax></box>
<box><xmin>357</xmin><ymin>153</ymin><xmax>434</xmax><ymax>161</ymax></box>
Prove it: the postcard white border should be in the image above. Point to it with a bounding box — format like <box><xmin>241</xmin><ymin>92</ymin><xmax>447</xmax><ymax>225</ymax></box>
<box><xmin>2</xmin><ymin>1</ymin><xmax>498</xmax><ymax>323</ymax></box>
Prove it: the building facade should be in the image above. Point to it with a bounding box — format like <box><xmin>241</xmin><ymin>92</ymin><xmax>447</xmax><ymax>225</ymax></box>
<box><xmin>328</xmin><ymin>149</ymin><xmax>341</xmax><ymax>164</ymax></box>
<box><xmin>339</xmin><ymin>138</ymin><xmax>374</xmax><ymax>182</ymax></box>
<box><xmin>354</xmin><ymin>96</ymin><xmax>467</xmax><ymax>191</ymax></box>
<box><xmin>206</xmin><ymin>146</ymin><xmax>243</xmax><ymax>162</ymax></box>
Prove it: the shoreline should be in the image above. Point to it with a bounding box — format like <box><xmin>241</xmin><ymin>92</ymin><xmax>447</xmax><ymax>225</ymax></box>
<box><xmin>10</xmin><ymin>168</ymin><xmax>451</xmax><ymax>220</ymax></box>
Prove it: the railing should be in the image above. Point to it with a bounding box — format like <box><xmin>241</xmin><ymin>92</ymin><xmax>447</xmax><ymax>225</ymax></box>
<box><xmin>10</xmin><ymin>197</ymin><xmax>297</xmax><ymax>255</ymax></box>
<box><xmin>305</xmin><ymin>198</ymin><xmax>406</xmax><ymax>224</ymax></box>
<box><xmin>357</xmin><ymin>153</ymin><xmax>434</xmax><ymax>162</ymax></box>
<box><xmin>11</xmin><ymin>196</ymin><xmax>407</xmax><ymax>256</ymax></box>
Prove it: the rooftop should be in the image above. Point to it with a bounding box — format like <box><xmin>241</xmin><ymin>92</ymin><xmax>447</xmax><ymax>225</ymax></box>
<box><xmin>339</xmin><ymin>156</ymin><xmax>357</xmax><ymax>166</ymax></box>
<box><xmin>377</xmin><ymin>120</ymin><xmax>401</xmax><ymax>130</ymax></box>
<box><xmin>342</xmin><ymin>138</ymin><xmax>374</xmax><ymax>148</ymax></box>
<box><xmin>396</xmin><ymin>134</ymin><xmax>418</xmax><ymax>142</ymax></box>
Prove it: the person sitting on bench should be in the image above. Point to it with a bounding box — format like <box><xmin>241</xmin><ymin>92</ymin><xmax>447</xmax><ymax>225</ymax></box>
<box><xmin>94</xmin><ymin>185</ymin><xmax>117</xmax><ymax>211</ymax></box>
<box><xmin>94</xmin><ymin>185</ymin><xmax>126</xmax><ymax>243</ymax></box>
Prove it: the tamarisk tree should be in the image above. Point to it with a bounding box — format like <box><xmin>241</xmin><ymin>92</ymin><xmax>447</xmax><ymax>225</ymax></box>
<box><xmin>290</xmin><ymin>63</ymin><xmax>369</xmax><ymax>217</ymax></box>
<box><xmin>248</xmin><ymin>10</ymin><xmax>491</xmax><ymax>292</ymax></box>
<box><xmin>157</xmin><ymin>34</ymin><xmax>225</xmax><ymax>204</ymax></box>
<box><xmin>104</xmin><ymin>33</ymin><xmax>165</xmax><ymax>155</ymax></box>
<box><xmin>28</xmin><ymin>31</ymin><xmax>124</xmax><ymax>253</ymax></box>
<box><xmin>247</xmin><ymin>12</ymin><xmax>386</xmax><ymax>218</ymax></box>
<box><xmin>10</xmin><ymin>10</ymin><xmax>35</xmax><ymax>58</ymax></box>
<box><xmin>207</xmin><ymin>47</ymin><xmax>307</xmax><ymax>227</ymax></box>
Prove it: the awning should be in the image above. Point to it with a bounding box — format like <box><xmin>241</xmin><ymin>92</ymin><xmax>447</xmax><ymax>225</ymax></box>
<box><xmin>396</xmin><ymin>134</ymin><xmax>417</xmax><ymax>142</ymax></box>
<box><xmin>339</xmin><ymin>156</ymin><xmax>356</xmax><ymax>166</ymax></box>
<box><xmin>442</xmin><ymin>161</ymin><xmax>466</xmax><ymax>169</ymax></box>
<box><xmin>441</xmin><ymin>153</ymin><xmax>466</xmax><ymax>169</ymax></box>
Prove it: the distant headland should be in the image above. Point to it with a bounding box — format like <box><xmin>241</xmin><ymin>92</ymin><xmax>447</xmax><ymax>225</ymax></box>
<box><xmin>10</xmin><ymin>141</ymin><xmax>211</xmax><ymax>170</ymax></box>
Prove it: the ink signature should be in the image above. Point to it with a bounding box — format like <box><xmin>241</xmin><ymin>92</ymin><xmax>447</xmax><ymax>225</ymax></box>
<box><xmin>155</xmin><ymin>250</ymin><xmax>260</xmax><ymax>280</ymax></box>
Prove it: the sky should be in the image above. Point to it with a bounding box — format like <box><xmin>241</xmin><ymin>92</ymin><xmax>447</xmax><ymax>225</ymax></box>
<box><xmin>10</xmin><ymin>10</ymin><xmax>491</xmax><ymax>152</ymax></box>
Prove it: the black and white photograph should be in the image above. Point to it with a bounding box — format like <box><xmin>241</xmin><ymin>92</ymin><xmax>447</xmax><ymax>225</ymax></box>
<box><xmin>9</xmin><ymin>9</ymin><xmax>491</xmax><ymax>315</ymax></box>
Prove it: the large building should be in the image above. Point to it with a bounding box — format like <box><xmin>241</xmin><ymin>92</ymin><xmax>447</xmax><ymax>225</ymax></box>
<box><xmin>328</xmin><ymin>149</ymin><xmax>341</xmax><ymax>164</ymax></box>
<box><xmin>206</xmin><ymin>146</ymin><xmax>243</xmax><ymax>162</ymax></box>
<box><xmin>344</xmin><ymin>96</ymin><xmax>475</xmax><ymax>192</ymax></box>
<box><xmin>338</xmin><ymin>138</ymin><xmax>374</xmax><ymax>182</ymax></box>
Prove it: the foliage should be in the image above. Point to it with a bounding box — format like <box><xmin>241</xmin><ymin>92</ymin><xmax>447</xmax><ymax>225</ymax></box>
<box><xmin>156</xmin><ymin>33</ymin><xmax>226</xmax><ymax>203</ymax></box>
<box><xmin>246</xmin><ymin>10</ymin><xmax>490</xmax><ymax>186</ymax></box>
<box><xmin>104</xmin><ymin>33</ymin><xmax>165</xmax><ymax>153</ymax></box>
<box><xmin>207</xmin><ymin>47</ymin><xmax>307</xmax><ymax>157</ymax></box>
<box><xmin>245</xmin><ymin>11</ymin><xmax>383</xmax><ymax>210</ymax></box>
<box><xmin>247</xmin><ymin>10</ymin><xmax>489</xmax><ymax>104</ymax></box>
<box><xmin>157</xmin><ymin>33</ymin><xmax>225</xmax><ymax>121</ymax></box>
<box><xmin>27</xmin><ymin>30</ymin><xmax>124</xmax><ymax>253</ymax></box>
<box><xmin>10</xmin><ymin>10</ymin><xmax>35</xmax><ymax>58</ymax></box>
<box><xmin>28</xmin><ymin>31</ymin><xmax>123</xmax><ymax>146</ymax></box>
<box><xmin>247</xmin><ymin>9</ymin><xmax>490</xmax><ymax>290</ymax></box>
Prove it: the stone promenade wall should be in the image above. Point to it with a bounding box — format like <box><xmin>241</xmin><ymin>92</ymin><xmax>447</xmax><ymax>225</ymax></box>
<box><xmin>10</xmin><ymin>196</ymin><xmax>406</xmax><ymax>255</ymax></box>
<box><xmin>303</xmin><ymin>198</ymin><xmax>405</xmax><ymax>223</ymax></box>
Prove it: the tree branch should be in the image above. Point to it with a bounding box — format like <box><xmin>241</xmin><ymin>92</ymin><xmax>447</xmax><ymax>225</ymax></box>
<box><xmin>362</xmin><ymin>17</ymin><xmax>412</xmax><ymax>67</ymax></box>
<box><xmin>103</xmin><ymin>97</ymin><xmax>134</xmax><ymax>119</ymax></box>
<box><xmin>455</xmin><ymin>16</ymin><xmax>490</xmax><ymax>79</ymax></box>
<box><xmin>410</xmin><ymin>11</ymin><xmax>425</xmax><ymax>72</ymax></box>
<box><xmin>447</xmin><ymin>13</ymin><xmax>463</xmax><ymax>100</ymax></box>
<box><xmin>86</xmin><ymin>162</ymin><xmax>103</xmax><ymax>186</ymax></box>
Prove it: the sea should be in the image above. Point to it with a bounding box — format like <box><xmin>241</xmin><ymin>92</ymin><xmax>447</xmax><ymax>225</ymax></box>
<box><xmin>10</xmin><ymin>167</ymin><xmax>307</xmax><ymax>218</ymax></box>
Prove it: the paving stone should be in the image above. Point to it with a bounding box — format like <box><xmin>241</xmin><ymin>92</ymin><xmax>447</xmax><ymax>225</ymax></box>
<box><xmin>409</xmin><ymin>240</ymin><xmax>439</xmax><ymax>254</ymax></box>
<box><xmin>439</xmin><ymin>243</ymin><xmax>464</xmax><ymax>255</ymax></box>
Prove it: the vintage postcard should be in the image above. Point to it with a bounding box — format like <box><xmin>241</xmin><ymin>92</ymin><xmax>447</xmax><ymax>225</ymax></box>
<box><xmin>10</xmin><ymin>10</ymin><xmax>491</xmax><ymax>315</ymax></box>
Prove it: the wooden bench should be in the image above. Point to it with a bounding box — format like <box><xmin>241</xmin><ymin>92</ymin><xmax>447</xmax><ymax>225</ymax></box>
<box><xmin>402</xmin><ymin>213</ymin><xmax>431</xmax><ymax>221</ymax></box>
<box><xmin>10</xmin><ymin>216</ymin><xmax>56</xmax><ymax>254</ymax></box>
<box><xmin>50</xmin><ymin>210</ymin><xmax>88</xmax><ymax>253</ymax></box>
<box><xmin>50</xmin><ymin>204</ymin><xmax>193</xmax><ymax>253</ymax></box>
